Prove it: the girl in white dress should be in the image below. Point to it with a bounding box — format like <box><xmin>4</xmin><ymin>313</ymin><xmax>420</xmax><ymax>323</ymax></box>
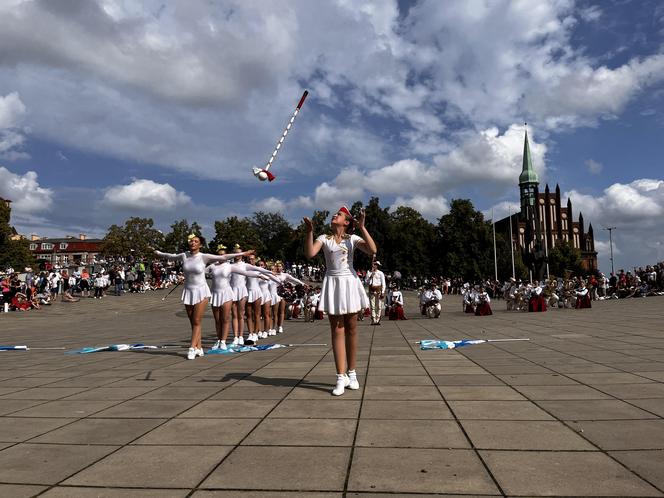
<box><xmin>152</xmin><ymin>235</ymin><xmax>252</xmax><ymax>360</ymax></box>
<box><xmin>272</xmin><ymin>261</ymin><xmax>305</xmax><ymax>334</ymax></box>
<box><xmin>304</xmin><ymin>206</ymin><xmax>377</xmax><ymax>396</ymax></box>
<box><xmin>230</xmin><ymin>245</ymin><xmax>249</xmax><ymax>344</ymax></box>
<box><xmin>257</xmin><ymin>259</ymin><xmax>274</xmax><ymax>336</ymax></box>
<box><xmin>207</xmin><ymin>245</ymin><xmax>274</xmax><ymax>350</ymax></box>
<box><xmin>244</xmin><ymin>254</ymin><xmax>279</xmax><ymax>342</ymax></box>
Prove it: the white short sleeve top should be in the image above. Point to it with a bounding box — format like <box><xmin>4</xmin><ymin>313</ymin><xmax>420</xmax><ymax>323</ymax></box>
<box><xmin>316</xmin><ymin>234</ymin><xmax>363</xmax><ymax>277</ymax></box>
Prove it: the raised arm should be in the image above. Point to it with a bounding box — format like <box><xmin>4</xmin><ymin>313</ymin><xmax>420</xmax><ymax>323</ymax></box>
<box><xmin>353</xmin><ymin>209</ymin><xmax>378</xmax><ymax>256</ymax></box>
<box><xmin>243</xmin><ymin>263</ymin><xmax>275</xmax><ymax>276</ymax></box>
<box><xmin>283</xmin><ymin>273</ymin><xmax>305</xmax><ymax>286</ymax></box>
<box><xmin>154</xmin><ymin>250</ymin><xmax>183</xmax><ymax>261</ymax></box>
<box><xmin>201</xmin><ymin>250</ymin><xmax>254</xmax><ymax>264</ymax></box>
<box><xmin>303</xmin><ymin>217</ymin><xmax>323</xmax><ymax>259</ymax></box>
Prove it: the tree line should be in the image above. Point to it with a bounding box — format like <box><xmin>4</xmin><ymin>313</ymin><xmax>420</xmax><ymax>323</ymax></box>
<box><xmin>100</xmin><ymin>197</ymin><xmax>585</xmax><ymax>281</ymax></box>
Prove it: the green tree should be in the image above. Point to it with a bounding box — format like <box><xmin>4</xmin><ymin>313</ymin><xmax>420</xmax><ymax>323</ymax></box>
<box><xmin>102</xmin><ymin>217</ymin><xmax>164</xmax><ymax>258</ymax></box>
<box><xmin>211</xmin><ymin>216</ymin><xmax>264</xmax><ymax>254</ymax></box>
<box><xmin>163</xmin><ymin>219</ymin><xmax>203</xmax><ymax>254</ymax></box>
<box><xmin>0</xmin><ymin>238</ymin><xmax>36</xmax><ymax>270</ymax></box>
<box><xmin>387</xmin><ymin>206</ymin><xmax>436</xmax><ymax>277</ymax></box>
<box><xmin>437</xmin><ymin>199</ymin><xmax>493</xmax><ymax>281</ymax></box>
<box><xmin>288</xmin><ymin>210</ymin><xmax>330</xmax><ymax>264</ymax></box>
<box><xmin>251</xmin><ymin>212</ymin><xmax>294</xmax><ymax>261</ymax></box>
<box><xmin>548</xmin><ymin>240</ymin><xmax>584</xmax><ymax>277</ymax></box>
<box><xmin>359</xmin><ymin>197</ymin><xmax>391</xmax><ymax>269</ymax></box>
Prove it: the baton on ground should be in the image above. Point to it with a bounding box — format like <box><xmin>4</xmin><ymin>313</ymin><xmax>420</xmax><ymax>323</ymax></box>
<box><xmin>161</xmin><ymin>282</ymin><xmax>181</xmax><ymax>301</ymax></box>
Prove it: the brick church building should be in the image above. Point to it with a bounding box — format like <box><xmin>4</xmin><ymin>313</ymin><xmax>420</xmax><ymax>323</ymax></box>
<box><xmin>495</xmin><ymin>130</ymin><xmax>598</xmax><ymax>274</ymax></box>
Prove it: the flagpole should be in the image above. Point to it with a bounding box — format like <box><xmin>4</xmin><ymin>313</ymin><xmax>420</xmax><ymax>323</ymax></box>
<box><xmin>492</xmin><ymin>208</ymin><xmax>498</xmax><ymax>281</ymax></box>
<box><xmin>509</xmin><ymin>205</ymin><xmax>515</xmax><ymax>279</ymax></box>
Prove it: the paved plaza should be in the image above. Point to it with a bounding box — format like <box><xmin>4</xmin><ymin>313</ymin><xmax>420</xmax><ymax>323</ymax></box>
<box><xmin>1</xmin><ymin>292</ymin><xmax>664</xmax><ymax>497</ymax></box>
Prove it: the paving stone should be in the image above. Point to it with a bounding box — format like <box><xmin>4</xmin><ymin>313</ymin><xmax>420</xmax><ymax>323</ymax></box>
<box><xmin>268</xmin><ymin>399</ymin><xmax>360</xmax><ymax>418</ymax></box>
<box><xmin>609</xmin><ymin>450</ymin><xmax>664</xmax><ymax>490</ymax></box>
<box><xmin>536</xmin><ymin>399</ymin><xmax>659</xmax><ymax>420</ymax></box>
<box><xmin>191</xmin><ymin>492</ymin><xmax>341</xmax><ymax>498</ymax></box>
<box><xmin>0</xmin><ymin>399</ymin><xmax>45</xmax><ymax>416</ymax></box>
<box><xmin>62</xmin><ymin>387</ymin><xmax>160</xmax><ymax>400</ymax></box>
<box><xmin>462</xmin><ymin>420</ymin><xmax>595</xmax><ymax>450</ymax></box>
<box><xmin>243</xmin><ymin>418</ymin><xmax>355</xmax><ymax>446</ymax></box>
<box><xmin>10</xmin><ymin>399</ymin><xmax>122</xmax><ymax>418</ymax></box>
<box><xmin>363</xmin><ymin>385</ymin><xmax>442</xmax><ymax>400</ymax></box>
<box><xmin>0</xmin><ymin>484</ymin><xmax>48</xmax><ymax>497</ymax></box>
<box><xmin>360</xmin><ymin>400</ymin><xmax>453</xmax><ymax>419</ymax></box>
<box><xmin>134</xmin><ymin>418</ymin><xmax>260</xmax><ymax>445</ymax></box>
<box><xmin>448</xmin><ymin>400</ymin><xmax>554</xmax><ymax>420</ymax></box>
<box><xmin>0</xmin><ymin>417</ymin><xmax>76</xmax><ymax>442</ymax></box>
<box><xmin>347</xmin><ymin>448</ymin><xmax>498</xmax><ymax>494</ymax></box>
<box><xmin>356</xmin><ymin>419</ymin><xmax>469</xmax><ymax>448</ymax></box>
<box><xmin>514</xmin><ymin>384</ymin><xmax>613</xmax><ymax>400</ymax></box>
<box><xmin>496</xmin><ymin>374</ymin><xmax>579</xmax><ymax>385</ymax></box>
<box><xmin>0</xmin><ymin>443</ymin><xmax>118</xmax><ymax>484</ymax></box>
<box><xmin>63</xmin><ymin>445</ymin><xmax>230</xmax><ymax>488</ymax></box>
<box><xmin>481</xmin><ymin>450</ymin><xmax>662</xmax><ymax>496</ymax></box>
<box><xmin>365</xmin><ymin>375</ymin><xmax>433</xmax><ymax>386</ymax></box>
<box><xmin>201</xmin><ymin>446</ymin><xmax>350</xmax><ymax>490</ymax></box>
<box><xmin>177</xmin><ymin>399</ymin><xmax>279</xmax><ymax>418</ymax></box>
<box><xmin>568</xmin><ymin>420</ymin><xmax>664</xmax><ymax>450</ymax></box>
<box><xmin>137</xmin><ymin>386</ymin><xmax>224</xmax><ymax>399</ymax></box>
<box><xmin>0</xmin><ymin>387</ymin><xmax>89</xmax><ymax>399</ymax></box>
<box><xmin>41</xmin><ymin>487</ymin><xmax>188</xmax><ymax>497</ymax></box>
<box><xmin>594</xmin><ymin>383</ymin><xmax>664</xmax><ymax>399</ymax></box>
<box><xmin>32</xmin><ymin>418</ymin><xmax>165</xmax><ymax>445</ymax></box>
<box><xmin>438</xmin><ymin>385</ymin><xmax>526</xmax><ymax>400</ymax></box>
<box><xmin>90</xmin><ymin>399</ymin><xmax>198</xmax><ymax>418</ymax></box>
<box><xmin>209</xmin><ymin>386</ymin><xmax>293</xmax><ymax>399</ymax></box>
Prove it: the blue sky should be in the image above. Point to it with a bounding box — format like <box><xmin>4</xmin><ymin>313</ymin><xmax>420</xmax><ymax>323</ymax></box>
<box><xmin>1</xmin><ymin>0</ymin><xmax>663</xmax><ymax>272</ymax></box>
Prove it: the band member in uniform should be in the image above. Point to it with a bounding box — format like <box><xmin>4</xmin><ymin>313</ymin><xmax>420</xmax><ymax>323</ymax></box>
<box><xmin>365</xmin><ymin>260</ymin><xmax>386</xmax><ymax>325</ymax></box>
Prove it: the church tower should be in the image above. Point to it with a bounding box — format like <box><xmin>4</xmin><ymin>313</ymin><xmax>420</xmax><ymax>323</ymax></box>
<box><xmin>519</xmin><ymin>127</ymin><xmax>539</xmax><ymax>216</ymax></box>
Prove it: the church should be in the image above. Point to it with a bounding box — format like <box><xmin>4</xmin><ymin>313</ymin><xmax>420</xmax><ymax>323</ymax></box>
<box><xmin>495</xmin><ymin>130</ymin><xmax>598</xmax><ymax>275</ymax></box>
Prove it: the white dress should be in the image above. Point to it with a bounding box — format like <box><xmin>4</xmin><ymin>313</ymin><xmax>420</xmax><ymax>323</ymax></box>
<box><xmin>259</xmin><ymin>277</ymin><xmax>271</xmax><ymax>304</ymax></box>
<box><xmin>230</xmin><ymin>262</ymin><xmax>248</xmax><ymax>301</ymax></box>
<box><xmin>269</xmin><ymin>279</ymin><xmax>280</xmax><ymax>304</ymax></box>
<box><xmin>208</xmin><ymin>262</ymin><xmax>270</xmax><ymax>306</ymax></box>
<box><xmin>317</xmin><ymin>234</ymin><xmax>369</xmax><ymax>315</ymax></box>
<box><xmin>207</xmin><ymin>263</ymin><xmax>235</xmax><ymax>307</ymax></box>
<box><xmin>155</xmin><ymin>251</ymin><xmax>236</xmax><ymax>305</ymax></box>
<box><xmin>246</xmin><ymin>273</ymin><xmax>262</xmax><ymax>303</ymax></box>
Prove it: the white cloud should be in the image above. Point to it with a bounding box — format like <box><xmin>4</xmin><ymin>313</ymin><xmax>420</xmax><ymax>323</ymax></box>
<box><xmin>566</xmin><ymin>179</ymin><xmax>664</xmax><ymax>269</ymax></box>
<box><xmin>391</xmin><ymin>195</ymin><xmax>449</xmax><ymax>221</ymax></box>
<box><xmin>0</xmin><ymin>92</ymin><xmax>28</xmax><ymax>160</ymax></box>
<box><xmin>0</xmin><ymin>0</ymin><xmax>660</xmax><ymax>182</ymax></box>
<box><xmin>0</xmin><ymin>166</ymin><xmax>53</xmax><ymax>213</ymax></box>
<box><xmin>483</xmin><ymin>200</ymin><xmax>521</xmax><ymax>223</ymax></box>
<box><xmin>585</xmin><ymin>159</ymin><xmax>603</xmax><ymax>174</ymax></box>
<box><xmin>102</xmin><ymin>179</ymin><xmax>191</xmax><ymax>210</ymax></box>
<box><xmin>0</xmin><ymin>92</ymin><xmax>25</xmax><ymax>128</ymax></box>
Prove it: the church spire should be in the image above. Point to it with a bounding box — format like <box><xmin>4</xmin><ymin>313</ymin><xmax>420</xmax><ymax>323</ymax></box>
<box><xmin>519</xmin><ymin>125</ymin><xmax>539</xmax><ymax>185</ymax></box>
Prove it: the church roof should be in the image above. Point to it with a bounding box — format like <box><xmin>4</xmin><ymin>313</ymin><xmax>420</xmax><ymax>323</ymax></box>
<box><xmin>519</xmin><ymin>129</ymin><xmax>539</xmax><ymax>185</ymax></box>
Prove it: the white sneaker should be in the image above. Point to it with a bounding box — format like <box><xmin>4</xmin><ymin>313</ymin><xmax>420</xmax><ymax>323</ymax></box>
<box><xmin>277</xmin><ymin>326</ymin><xmax>284</xmax><ymax>333</ymax></box>
<box><xmin>268</xmin><ymin>329</ymin><xmax>276</xmax><ymax>336</ymax></box>
<box><xmin>196</xmin><ymin>348</ymin><xmax>204</xmax><ymax>358</ymax></box>
<box><xmin>187</xmin><ymin>347</ymin><xmax>196</xmax><ymax>360</ymax></box>
<box><xmin>211</xmin><ymin>340</ymin><xmax>221</xmax><ymax>350</ymax></box>
<box><xmin>238</xmin><ymin>336</ymin><xmax>244</xmax><ymax>345</ymax></box>
<box><xmin>219</xmin><ymin>340</ymin><xmax>227</xmax><ymax>350</ymax></box>
<box><xmin>347</xmin><ymin>371</ymin><xmax>360</xmax><ymax>390</ymax></box>
<box><xmin>232</xmin><ymin>336</ymin><xmax>239</xmax><ymax>346</ymax></box>
<box><xmin>260</xmin><ymin>331</ymin><xmax>268</xmax><ymax>339</ymax></box>
<box><xmin>332</xmin><ymin>374</ymin><xmax>350</xmax><ymax>396</ymax></box>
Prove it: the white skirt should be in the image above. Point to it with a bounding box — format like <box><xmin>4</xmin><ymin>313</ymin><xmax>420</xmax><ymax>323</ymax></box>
<box><xmin>247</xmin><ymin>289</ymin><xmax>262</xmax><ymax>304</ymax></box>
<box><xmin>262</xmin><ymin>288</ymin><xmax>272</xmax><ymax>303</ymax></box>
<box><xmin>210</xmin><ymin>287</ymin><xmax>234</xmax><ymax>307</ymax></box>
<box><xmin>181</xmin><ymin>284</ymin><xmax>212</xmax><ymax>306</ymax></box>
<box><xmin>271</xmin><ymin>292</ymin><xmax>281</xmax><ymax>305</ymax></box>
<box><xmin>232</xmin><ymin>286</ymin><xmax>248</xmax><ymax>301</ymax></box>
<box><xmin>318</xmin><ymin>274</ymin><xmax>369</xmax><ymax>315</ymax></box>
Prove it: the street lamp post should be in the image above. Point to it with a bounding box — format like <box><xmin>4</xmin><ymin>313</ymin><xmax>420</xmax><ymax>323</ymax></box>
<box><xmin>603</xmin><ymin>226</ymin><xmax>617</xmax><ymax>275</ymax></box>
